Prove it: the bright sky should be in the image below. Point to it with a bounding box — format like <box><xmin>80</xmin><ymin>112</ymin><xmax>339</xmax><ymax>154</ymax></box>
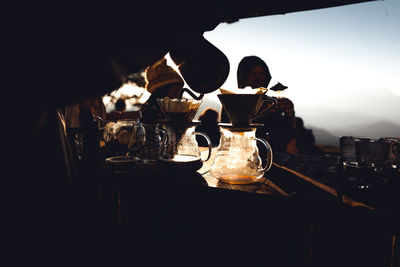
<box><xmin>202</xmin><ymin>0</ymin><xmax>400</xmax><ymax>126</ymax></box>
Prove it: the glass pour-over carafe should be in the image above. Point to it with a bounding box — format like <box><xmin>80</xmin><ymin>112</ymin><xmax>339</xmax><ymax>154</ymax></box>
<box><xmin>210</xmin><ymin>124</ymin><xmax>273</xmax><ymax>184</ymax></box>
<box><xmin>158</xmin><ymin>121</ymin><xmax>212</xmax><ymax>170</ymax></box>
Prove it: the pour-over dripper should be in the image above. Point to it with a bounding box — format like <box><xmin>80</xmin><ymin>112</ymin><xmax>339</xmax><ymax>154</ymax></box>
<box><xmin>157</xmin><ymin>97</ymin><xmax>202</xmax><ymax>122</ymax></box>
<box><xmin>218</xmin><ymin>94</ymin><xmax>276</xmax><ymax>126</ymax></box>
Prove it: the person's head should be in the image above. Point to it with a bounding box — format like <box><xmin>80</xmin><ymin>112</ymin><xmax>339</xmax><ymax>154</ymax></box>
<box><xmin>199</xmin><ymin>108</ymin><xmax>219</xmax><ymax>124</ymax></box>
<box><xmin>145</xmin><ymin>57</ymin><xmax>184</xmax><ymax>99</ymax></box>
<box><xmin>115</xmin><ymin>98</ymin><xmax>126</xmax><ymax>111</ymax></box>
<box><xmin>237</xmin><ymin>56</ymin><xmax>271</xmax><ymax>89</ymax></box>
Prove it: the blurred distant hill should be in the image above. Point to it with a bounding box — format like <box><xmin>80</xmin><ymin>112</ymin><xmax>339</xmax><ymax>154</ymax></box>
<box><xmin>309</xmin><ymin>120</ymin><xmax>400</xmax><ymax>146</ymax></box>
<box><xmin>296</xmin><ymin>104</ymin><xmax>396</xmax><ymax>130</ymax></box>
<box><xmin>309</xmin><ymin>126</ymin><xmax>339</xmax><ymax>146</ymax></box>
<box><xmin>333</xmin><ymin>120</ymin><xmax>400</xmax><ymax>138</ymax></box>
<box><xmin>297</xmin><ymin>103</ymin><xmax>400</xmax><ymax>146</ymax></box>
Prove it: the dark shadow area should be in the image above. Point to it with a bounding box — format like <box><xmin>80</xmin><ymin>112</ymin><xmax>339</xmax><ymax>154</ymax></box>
<box><xmin>4</xmin><ymin>1</ymin><xmax>393</xmax><ymax>266</ymax></box>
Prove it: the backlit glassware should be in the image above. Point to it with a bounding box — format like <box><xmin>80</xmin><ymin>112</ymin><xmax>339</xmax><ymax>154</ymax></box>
<box><xmin>210</xmin><ymin>124</ymin><xmax>273</xmax><ymax>184</ymax></box>
<box><xmin>158</xmin><ymin>121</ymin><xmax>212</xmax><ymax>170</ymax></box>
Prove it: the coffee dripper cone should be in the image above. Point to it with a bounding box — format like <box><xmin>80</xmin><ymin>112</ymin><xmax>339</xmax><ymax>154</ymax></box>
<box><xmin>157</xmin><ymin>97</ymin><xmax>202</xmax><ymax>122</ymax></box>
<box><xmin>218</xmin><ymin>93</ymin><xmax>277</xmax><ymax>126</ymax></box>
<box><xmin>157</xmin><ymin>96</ymin><xmax>201</xmax><ymax>148</ymax></box>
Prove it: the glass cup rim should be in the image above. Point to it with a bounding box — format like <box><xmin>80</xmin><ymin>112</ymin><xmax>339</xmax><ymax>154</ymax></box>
<box><xmin>339</xmin><ymin>135</ymin><xmax>369</xmax><ymax>140</ymax></box>
<box><xmin>354</xmin><ymin>138</ymin><xmax>392</xmax><ymax>144</ymax></box>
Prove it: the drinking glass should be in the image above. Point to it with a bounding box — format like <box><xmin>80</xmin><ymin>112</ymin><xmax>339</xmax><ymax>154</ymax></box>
<box><xmin>355</xmin><ymin>138</ymin><xmax>391</xmax><ymax>168</ymax></box>
<box><xmin>379</xmin><ymin>137</ymin><xmax>400</xmax><ymax>179</ymax></box>
<box><xmin>339</xmin><ymin>136</ymin><xmax>369</xmax><ymax>163</ymax></box>
<box><xmin>354</xmin><ymin>138</ymin><xmax>392</xmax><ymax>187</ymax></box>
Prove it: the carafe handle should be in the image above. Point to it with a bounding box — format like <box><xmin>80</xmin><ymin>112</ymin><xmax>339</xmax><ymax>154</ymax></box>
<box><xmin>194</xmin><ymin>132</ymin><xmax>212</xmax><ymax>162</ymax></box>
<box><xmin>252</xmin><ymin>96</ymin><xmax>278</xmax><ymax>122</ymax></box>
<box><xmin>255</xmin><ymin>137</ymin><xmax>273</xmax><ymax>172</ymax></box>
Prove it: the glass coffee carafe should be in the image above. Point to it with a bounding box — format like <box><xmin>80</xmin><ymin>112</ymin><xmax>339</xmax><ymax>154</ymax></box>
<box><xmin>158</xmin><ymin>121</ymin><xmax>212</xmax><ymax>170</ymax></box>
<box><xmin>103</xmin><ymin>119</ymin><xmax>143</xmax><ymax>157</ymax></box>
<box><xmin>210</xmin><ymin>124</ymin><xmax>273</xmax><ymax>184</ymax></box>
<box><xmin>155</xmin><ymin>97</ymin><xmax>212</xmax><ymax>170</ymax></box>
<box><xmin>211</xmin><ymin>90</ymin><xmax>276</xmax><ymax>184</ymax></box>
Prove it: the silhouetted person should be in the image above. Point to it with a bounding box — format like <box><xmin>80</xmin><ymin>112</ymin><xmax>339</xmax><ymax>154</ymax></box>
<box><xmin>114</xmin><ymin>98</ymin><xmax>126</xmax><ymax>112</ymax></box>
<box><xmin>257</xmin><ymin>97</ymin><xmax>323</xmax><ymax>155</ymax></box>
<box><xmin>195</xmin><ymin>108</ymin><xmax>221</xmax><ymax>147</ymax></box>
<box><xmin>141</xmin><ymin>57</ymin><xmax>184</xmax><ymax>123</ymax></box>
<box><xmin>256</xmin><ymin>97</ymin><xmax>299</xmax><ymax>154</ymax></box>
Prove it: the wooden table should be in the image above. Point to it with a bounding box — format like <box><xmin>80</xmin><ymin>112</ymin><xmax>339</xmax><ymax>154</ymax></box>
<box><xmin>70</xmin><ymin>148</ymin><xmax>400</xmax><ymax>267</ymax></box>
